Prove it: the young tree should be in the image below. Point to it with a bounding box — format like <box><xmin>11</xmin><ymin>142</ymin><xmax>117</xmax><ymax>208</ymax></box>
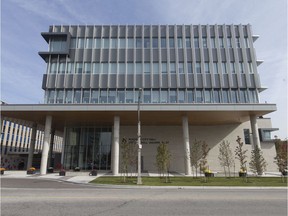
<box><xmin>189</xmin><ymin>139</ymin><xmax>203</xmax><ymax>178</ymax></box>
<box><xmin>156</xmin><ymin>142</ymin><xmax>171</xmax><ymax>182</ymax></box>
<box><xmin>235</xmin><ymin>136</ymin><xmax>248</xmax><ymax>172</ymax></box>
<box><xmin>249</xmin><ymin>145</ymin><xmax>267</xmax><ymax>175</ymax></box>
<box><xmin>218</xmin><ymin>140</ymin><xmax>234</xmax><ymax>177</ymax></box>
<box><xmin>120</xmin><ymin>137</ymin><xmax>137</xmax><ymax>182</ymax></box>
<box><xmin>199</xmin><ymin>141</ymin><xmax>210</xmax><ymax>173</ymax></box>
<box><xmin>274</xmin><ymin>139</ymin><xmax>287</xmax><ymax>175</ymax></box>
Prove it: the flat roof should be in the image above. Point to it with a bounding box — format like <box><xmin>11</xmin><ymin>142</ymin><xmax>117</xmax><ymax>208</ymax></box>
<box><xmin>1</xmin><ymin>103</ymin><xmax>277</xmax><ymax>131</ymax></box>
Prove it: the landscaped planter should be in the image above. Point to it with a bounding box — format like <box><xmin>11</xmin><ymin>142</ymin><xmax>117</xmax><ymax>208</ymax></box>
<box><xmin>74</xmin><ymin>167</ymin><xmax>80</xmax><ymax>172</ymax></box>
<box><xmin>89</xmin><ymin>170</ymin><xmax>97</xmax><ymax>176</ymax></box>
<box><xmin>47</xmin><ymin>167</ymin><xmax>54</xmax><ymax>173</ymax></box>
<box><xmin>239</xmin><ymin>172</ymin><xmax>247</xmax><ymax>177</ymax></box>
<box><xmin>59</xmin><ymin>170</ymin><xmax>66</xmax><ymax>176</ymax></box>
<box><xmin>27</xmin><ymin>170</ymin><xmax>36</xmax><ymax>175</ymax></box>
<box><xmin>204</xmin><ymin>172</ymin><xmax>214</xmax><ymax>177</ymax></box>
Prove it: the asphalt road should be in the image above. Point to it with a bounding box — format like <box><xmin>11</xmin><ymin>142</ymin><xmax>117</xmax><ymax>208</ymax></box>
<box><xmin>1</xmin><ymin>178</ymin><xmax>287</xmax><ymax>216</ymax></box>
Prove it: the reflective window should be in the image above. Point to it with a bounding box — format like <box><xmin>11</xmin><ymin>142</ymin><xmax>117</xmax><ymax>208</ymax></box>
<box><xmin>82</xmin><ymin>90</ymin><xmax>90</xmax><ymax>103</ymax></box>
<box><xmin>110</xmin><ymin>63</ymin><xmax>117</xmax><ymax>74</ymax></box>
<box><xmin>230</xmin><ymin>89</ymin><xmax>238</xmax><ymax>103</ymax></box>
<box><xmin>94</xmin><ymin>38</ymin><xmax>101</xmax><ymax>48</ymax></box>
<box><xmin>108</xmin><ymin>90</ymin><xmax>116</xmax><ymax>103</ymax></box>
<box><xmin>59</xmin><ymin>63</ymin><xmax>65</xmax><ymax>74</ymax></box>
<box><xmin>222</xmin><ymin>89</ymin><xmax>229</xmax><ymax>103</ymax></box>
<box><xmin>219</xmin><ymin>38</ymin><xmax>224</xmax><ymax>48</ymax></box>
<box><xmin>50</xmin><ymin>63</ymin><xmax>57</xmax><ymax>74</ymax></box>
<box><xmin>248</xmin><ymin>62</ymin><xmax>254</xmax><ymax>73</ymax></box>
<box><xmin>56</xmin><ymin>90</ymin><xmax>64</xmax><ymax>103</ymax></box>
<box><xmin>204</xmin><ymin>90</ymin><xmax>212</xmax><ymax>103</ymax></box>
<box><xmin>126</xmin><ymin>90</ymin><xmax>134</xmax><ymax>103</ymax></box>
<box><xmin>169</xmin><ymin>90</ymin><xmax>177</xmax><ymax>103</ymax></box>
<box><xmin>103</xmin><ymin>38</ymin><xmax>110</xmax><ymax>49</ymax></box>
<box><xmin>111</xmin><ymin>38</ymin><xmax>117</xmax><ymax>48</ymax></box>
<box><xmin>152</xmin><ymin>38</ymin><xmax>158</xmax><ymax>48</ymax></box>
<box><xmin>136</xmin><ymin>63</ymin><xmax>142</xmax><ymax>74</ymax></box>
<box><xmin>144</xmin><ymin>38</ymin><xmax>150</xmax><ymax>48</ymax></box>
<box><xmin>76</xmin><ymin>63</ymin><xmax>83</xmax><ymax>74</ymax></box>
<box><xmin>118</xmin><ymin>90</ymin><xmax>125</xmax><ymax>103</ymax></box>
<box><xmin>144</xmin><ymin>63</ymin><xmax>150</xmax><ymax>74</ymax></box>
<box><xmin>236</xmin><ymin>38</ymin><xmax>241</xmax><ymax>48</ymax></box>
<box><xmin>102</xmin><ymin>63</ymin><xmax>109</xmax><ymax>74</ymax></box>
<box><xmin>100</xmin><ymin>89</ymin><xmax>107</xmax><ymax>103</ymax></box>
<box><xmin>249</xmin><ymin>89</ymin><xmax>258</xmax><ymax>103</ymax></box>
<box><xmin>91</xmin><ymin>90</ymin><xmax>99</xmax><ymax>103</ymax></box>
<box><xmin>243</xmin><ymin>129</ymin><xmax>251</xmax><ymax>144</ymax></box>
<box><xmin>239</xmin><ymin>62</ymin><xmax>244</xmax><ymax>73</ymax></box>
<box><xmin>161</xmin><ymin>89</ymin><xmax>168</xmax><ymax>103</ymax></box>
<box><xmin>77</xmin><ymin>38</ymin><xmax>84</xmax><ymax>49</ymax></box>
<box><xmin>227</xmin><ymin>38</ymin><xmax>232</xmax><ymax>48</ymax></box>
<box><xmin>222</xmin><ymin>62</ymin><xmax>227</xmax><ymax>74</ymax></box>
<box><xmin>152</xmin><ymin>90</ymin><xmax>160</xmax><ymax>103</ymax></box>
<box><xmin>84</xmin><ymin>63</ymin><xmax>91</xmax><ymax>74</ymax></box>
<box><xmin>194</xmin><ymin>38</ymin><xmax>199</xmax><ymax>48</ymax></box>
<box><xmin>119</xmin><ymin>38</ymin><xmax>126</xmax><ymax>49</ymax></box>
<box><xmin>128</xmin><ymin>38</ymin><xmax>134</xmax><ymax>48</ymax></box>
<box><xmin>153</xmin><ymin>63</ymin><xmax>159</xmax><ymax>74</ymax></box>
<box><xmin>127</xmin><ymin>63</ymin><xmax>134</xmax><ymax>74</ymax></box>
<box><xmin>187</xmin><ymin>63</ymin><xmax>193</xmax><ymax>74</ymax></box>
<box><xmin>211</xmin><ymin>38</ymin><xmax>216</xmax><ymax>48</ymax></box>
<box><xmin>93</xmin><ymin>63</ymin><xmax>101</xmax><ymax>74</ymax></box>
<box><xmin>85</xmin><ymin>38</ymin><xmax>93</xmax><ymax>49</ymax></box>
<box><xmin>178</xmin><ymin>62</ymin><xmax>184</xmax><ymax>74</ymax></box>
<box><xmin>187</xmin><ymin>90</ymin><xmax>194</xmax><ymax>103</ymax></box>
<box><xmin>186</xmin><ymin>38</ymin><xmax>191</xmax><ymax>48</ymax></box>
<box><xmin>50</xmin><ymin>37</ymin><xmax>66</xmax><ymax>51</ymax></box>
<box><xmin>65</xmin><ymin>90</ymin><xmax>73</xmax><ymax>103</ymax></box>
<box><xmin>162</xmin><ymin>62</ymin><xmax>167</xmax><ymax>73</ymax></box>
<box><xmin>196</xmin><ymin>90</ymin><xmax>203</xmax><ymax>103</ymax></box>
<box><xmin>161</xmin><ymin>38</ymin><xmax>166</xmax><ymax>48</ymax></box>
<box><xmin>204</xmin><ymin>63</ymin><xmax>210</xmax><ymax>73</ymax></box>
<box><xmin>213</xmin><ymin>63</ymin><xmax>218</xmax><ymax>74</ymax></box>
<box><xmin>136</xmin><ymin>38</ymin><xmax>142</xmax><ymax>48</ymax></box>
<box><xmin>74</xmin><ymin>90</ymin><xmax>81</xmax><ymax>103</ymax></box>
<box><xmin>178</xmin><ymin>90</ymin><xmax>185</xmax><ymax>103</ymax></box>
<box><xmin>67</xmin><ymin>63</ymin><xmax>74</xmax><ymax>74</ymax></box>
<box><xmin>239</xmin><ymin>89</ymin><xmax>247</xmax><ymax>103</ymax></box>
<box><xmin>144</xmin><ymin>90</ymin><xmax>151</xmax><ymax>103</ymax></box>
<box><xmin>202</xmin><ymin>38</ymin><xmax>207</xmax><ymax>48</ymax></box>
<box><xmin>196</xmin><ymin>62</ymin><xmax>201</xmax><ymax>74</ymax></box>
<box><xmin>170</xmin><ymin>62</ymin><xmax>176</xmax><ymax>73</ymax></box>
<box><xmin>169</xmin><ymin>38</ymin><xmax>175</xmax><ymax>48</ymax></box>
<box><xmin>214</xmin><ymin>89</ymin><xmax>221</xmax><ymax>103</ymax></box>
<box><xmin>177</xmin><ymin>38</ymin><xmax>183</xmax><ymax>48</ymax></box>
<box><xmin>230</xmin><ymin>62</ymin><xmax>236</xmax><ymax>73</ymax></box>
<box><xmin>119</xmin><ymin>63</ymin><xmax>125</xmax><ymax>74</ymax></box>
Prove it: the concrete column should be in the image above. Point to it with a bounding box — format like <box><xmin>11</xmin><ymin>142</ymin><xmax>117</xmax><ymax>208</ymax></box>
<box><xmin>48</xmin><ymin>130</ymin><xmax>55</xmax><ymax>167</ymax></box>
<box><xmin>40</xmin><ymin>115</ymin><xmax>52</xmax><ymax>175</ymax></box>
<box><xmin>111</xmin><ymin>116</ymin><xmax>120</xmax><ymax>175</ymax></box>
<box><xmin>182</xmin><ymin>116</ymin><xmax>191</xmax><ymax>175</ymax></box>
<box><xmin>250</xmin><ymin>114</ymin><xmax>261</xmax><ymax>149</ymax></box>
<box><xmin>27</xmin><ymin>123</ymin><xmax>37</xmax><ymax>169</ymax></box>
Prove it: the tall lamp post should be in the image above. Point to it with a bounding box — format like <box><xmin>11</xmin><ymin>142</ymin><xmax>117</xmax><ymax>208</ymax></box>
<box><xmin>137</xmin><ymin>88</ymin><xmax>143</xmax><ymax>185</ymax></box>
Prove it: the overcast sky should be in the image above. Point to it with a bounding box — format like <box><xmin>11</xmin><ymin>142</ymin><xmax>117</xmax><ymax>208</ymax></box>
<box><xmin>1</xmin><ymin>0</ymin><xmax>287</xmax><ymax>139</ymax></box>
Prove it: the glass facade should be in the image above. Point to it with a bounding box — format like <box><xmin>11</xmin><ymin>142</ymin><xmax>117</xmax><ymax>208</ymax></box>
<box><xmin>63</xmin><ymin>126</ymin><xmax>112</xmax><ymax>170</ymax></box>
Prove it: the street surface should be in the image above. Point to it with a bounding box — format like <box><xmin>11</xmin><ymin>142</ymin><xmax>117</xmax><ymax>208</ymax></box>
<box><xmin>1</xmin><ymin>178</ymin><xmax>287</xmax><ymax>216</ymax></box>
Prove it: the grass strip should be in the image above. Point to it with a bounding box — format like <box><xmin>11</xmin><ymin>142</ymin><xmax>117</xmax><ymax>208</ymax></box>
<box><xmin>90</xmin><ymin>176</ymin><xmax>288</xmax><ymax>187</ymax></box>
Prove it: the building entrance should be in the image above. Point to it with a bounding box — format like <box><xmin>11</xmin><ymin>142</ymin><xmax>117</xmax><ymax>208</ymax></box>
<box><xmin>63</xmin><ymin>126</ymin><xmax>112</xmax><ymax>170</ymax></box>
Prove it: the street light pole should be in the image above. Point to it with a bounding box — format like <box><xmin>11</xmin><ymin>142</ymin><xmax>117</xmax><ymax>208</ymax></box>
<box><xmin>137</xmin><ymin>88</ymin><xmax>142</xmax><ymax>185</ymax></box>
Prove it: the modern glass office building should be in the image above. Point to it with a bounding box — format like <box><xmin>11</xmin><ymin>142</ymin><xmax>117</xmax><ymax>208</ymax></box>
<box><xmin>1</xmin><ymin>24</ymin><xmax>278</xmax><ymax>174</ymax></box>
